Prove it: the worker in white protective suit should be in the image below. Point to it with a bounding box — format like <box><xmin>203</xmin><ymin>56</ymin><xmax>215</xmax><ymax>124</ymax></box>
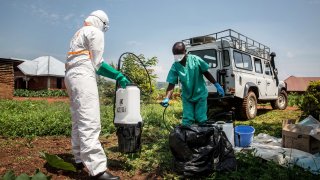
<box><xmin>65</xmin><ymin>10</ymin><xmax>128</xmax><ymax>180</ymax></box>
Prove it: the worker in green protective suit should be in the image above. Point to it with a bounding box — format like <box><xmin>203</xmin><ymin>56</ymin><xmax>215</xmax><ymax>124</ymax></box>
<box><xmin>161</xmin><ymin>42</ymin><xmax>224</xmax><ymax>126</ymax></box>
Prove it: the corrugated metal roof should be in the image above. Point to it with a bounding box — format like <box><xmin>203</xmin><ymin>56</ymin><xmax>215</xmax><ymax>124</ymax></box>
<box><xmin>284</xmin><ymin>76</ymin><xmax>320</xmax><ymax>92</ymax></box>
<box><xmin>18</xmin><ymin>56</ymin><xmax>65</xmax><ymax>77</ymax></box>
<box><xmin>0</xmin><ymin>57</ymin><xmax>26</xmax><ymax>63</ymax></box>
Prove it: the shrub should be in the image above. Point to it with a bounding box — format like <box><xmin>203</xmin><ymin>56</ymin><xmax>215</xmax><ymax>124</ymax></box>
<box><xmin>299</xmin><ymin>80</ymin><xmax>320</xmax><ymax>119</ymax></box>
<box><xmin>287</xmin><ymin>92</ymin><xmax>304</xmax><ymax>107</ymax></box>
<box><xmin>14</xmin><ymin>89</ymin><xmax>68</xmax><ymax>97</ymax></box>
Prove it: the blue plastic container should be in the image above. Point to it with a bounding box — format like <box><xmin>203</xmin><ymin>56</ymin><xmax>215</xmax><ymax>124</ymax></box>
<box><xmin>234</xmin><ymin>125</ymin><xmax>255</xmax><ymax>147</ymax></box>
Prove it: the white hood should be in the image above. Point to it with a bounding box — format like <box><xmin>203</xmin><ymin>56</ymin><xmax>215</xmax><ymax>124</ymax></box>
<box><xmin>84</xmin><ymin>10</ymin><xmax>109</xmax><ymax>32</ymax></box>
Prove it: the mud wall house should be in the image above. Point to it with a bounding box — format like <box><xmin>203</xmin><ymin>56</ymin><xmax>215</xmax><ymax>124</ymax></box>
<box><xmin>284</xmin><ymin>76</ymin><xmax>320</xmax><ymax>94</ymax></box>
<box><xmin>15</xmin><ymin>56</ymin><xmax>66</xmax><ymax>90</ymax></box>
<box><xmin>0</xmin><ymin>58</ymin><xmax>24</xmax><ymax>99</ymax></box>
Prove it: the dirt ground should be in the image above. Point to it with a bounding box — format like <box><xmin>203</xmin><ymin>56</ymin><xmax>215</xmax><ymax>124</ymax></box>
<box><xmin>257</xmin><ymin>105</ymin><xmax>298</xmax><ymax>111</ymax></box>
<box><xmin>0</xmin><ymin>135</ymin><xmax>159</xmax><ymax>180</ymax></box>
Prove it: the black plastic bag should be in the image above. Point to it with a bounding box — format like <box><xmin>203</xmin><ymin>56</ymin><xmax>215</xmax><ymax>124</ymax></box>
<box><xmin>116</xmin><ymin>123</ymin><xmax>142</xmax><ymax>153</ymax></box>
<box><xmin>215</xmin><ymin>131</ymin><xmax>237</xmax><ymax>172</ymax></box>
<box><xmin>169</xmin><ymin>124</ymin><xmax>237</xmax><ymax>177</ymax></box>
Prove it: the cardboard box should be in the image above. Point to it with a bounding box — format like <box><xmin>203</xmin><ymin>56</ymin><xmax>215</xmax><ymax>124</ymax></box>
<box><xmin>282</xmin><ymin>119</ymin><xmax>320</xmax><ymax>154</ymax></box>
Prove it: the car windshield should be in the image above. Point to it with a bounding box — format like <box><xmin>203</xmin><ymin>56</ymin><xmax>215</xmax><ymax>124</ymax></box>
<box><xmin>189</xmin><ymin>49</ymin><xmax>217</xmax><ymax>68</ymax></box>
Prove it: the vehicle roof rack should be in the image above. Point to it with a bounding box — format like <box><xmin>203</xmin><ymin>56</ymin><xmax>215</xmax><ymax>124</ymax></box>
<box><xmin>182</xmin><ymin>29</ymin><xmax>271</xmax><ymax>60</ymax></box>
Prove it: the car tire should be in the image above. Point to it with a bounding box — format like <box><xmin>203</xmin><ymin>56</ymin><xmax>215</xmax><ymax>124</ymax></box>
<box><xmin>239</xmin><ymin>91</ymin><xmax>257</xmax><ymax>120</ymax></box>
<box><xmin>271</xmin><ymin>90</ymin><xmax>288</xmax><ymax>110</ymax></box>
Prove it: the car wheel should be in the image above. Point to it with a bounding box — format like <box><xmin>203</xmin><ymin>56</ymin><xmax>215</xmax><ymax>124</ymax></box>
<box><xmin>240</xmin><ymin>91</ymin><xmax>257</xmax><ymax>120</ymax></box>
<box><xmin>271</xmin><ymin>90</ymin><xmax>288</xmax><ymax>110</ymax></box>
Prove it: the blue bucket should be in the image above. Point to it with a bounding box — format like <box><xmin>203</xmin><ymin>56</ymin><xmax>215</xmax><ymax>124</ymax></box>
<box><xmin>235</xmin><ymin>125</ymin><xmax>255</xmax><ymax>147</ymax></box>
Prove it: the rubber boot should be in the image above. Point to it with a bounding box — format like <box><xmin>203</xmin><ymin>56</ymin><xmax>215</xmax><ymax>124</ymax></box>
<box><xmin>75</xmin><ymin>163</ymin><xmax>85</xmax><ymax>170</ymax></box>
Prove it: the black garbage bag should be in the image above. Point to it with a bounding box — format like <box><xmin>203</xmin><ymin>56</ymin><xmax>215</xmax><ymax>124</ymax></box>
<box><xmin>169</xmin><ymin>124</ymin><xmax>237</xmax><ymax>177</ymax></box>
<box><xmin>215</xmin><ymin>131</ymin><xmax>237</xmax><ymax>172</ymax></box>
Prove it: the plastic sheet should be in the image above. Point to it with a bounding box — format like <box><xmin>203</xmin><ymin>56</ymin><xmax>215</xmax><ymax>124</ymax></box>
<box><xmin>235</xmin><ymin>133</ymin><xmax>320</xmax><ymax>174</ymax></box>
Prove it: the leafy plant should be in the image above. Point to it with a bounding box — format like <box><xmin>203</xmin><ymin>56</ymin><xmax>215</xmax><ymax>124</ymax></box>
<box><xmin>0</xmin><ymin>100</ymin><xmax>116</xmax><ymax>137</ymax></box>
<box><xmin>14</xmin><ymin>89</ymin><xmax>68</xmax><ymax>97</ymax></box>
<box><xmin>300</xmin><ymin>80</ymin><xmax>320</xmax><ymax>119</ymax></box>
<box><xmin>287</xmin><ymin>92</ymin><xmax>303</xmax><ymax>107</ymax></box>
<box><xmin>2</xmin><ymin>169</ymin><xmax>51</xmax><ymax>180</ymax></box>
<box><xmin>0</xmin><ymin>100</ymin><xmax>72</xmax><ymax>137</ymax></box>
<box><xmin>121</xmin><ymin>54</ymin><xmax>158</xmax><ymax>103</ymax></box>
<box><xmin>39</xmin><ymin>152</ymin><xmax>76</xmax><ymax>172</ymax></box>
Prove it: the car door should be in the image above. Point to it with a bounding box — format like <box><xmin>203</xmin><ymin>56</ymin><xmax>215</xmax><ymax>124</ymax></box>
<box><xmin>233</xmin><ymin>51</ymin><xmax>255</xmax><ymax>98</ymax></box>
<box><xmin>264</xmin><ymin>61</ymin><xmax>277</xmax><ymax>98</ymax></box>
<box><xmin>253</xmin><ymin>58</ymin><xmax>266</xmax><ymax>99</ymax></box>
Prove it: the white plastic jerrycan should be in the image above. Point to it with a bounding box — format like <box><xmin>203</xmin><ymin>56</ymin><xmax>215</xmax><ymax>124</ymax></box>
<box><xmin>216</xmin><ymin>121</ymin><xmax>235</xmax><ymax>147</ymax></box>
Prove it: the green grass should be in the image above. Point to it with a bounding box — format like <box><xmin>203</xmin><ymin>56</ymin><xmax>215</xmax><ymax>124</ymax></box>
<box><xmin>0</xmin><ymin>99</ymin><xmax>182</xmax><ymax>137</ymax></box>
<box><xmin>0</xmin><ymin>100</ymin><xmax>318</xmax><ymax>179</ymax></box>
<box><xmin>235</xmin><ymin>108</ymin><xmax>302</xmax><ymax>137</ymax></box>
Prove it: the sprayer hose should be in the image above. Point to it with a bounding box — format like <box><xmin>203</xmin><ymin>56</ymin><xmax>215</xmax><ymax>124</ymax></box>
<box><xmin>162</xmin><ymin>106</ymin><xmax>172</xmax><ymax>132</ymax></box>
<box><xmin>113</xmin><ymin>52</ymin><xmax>153</xmax><ymax>123</ymax></box>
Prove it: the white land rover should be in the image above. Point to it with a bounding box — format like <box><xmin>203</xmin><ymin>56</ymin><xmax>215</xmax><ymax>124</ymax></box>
<box><xmin>182</xmin><ymin>29</ymin><xmax>287</xmax><ymax>120</ymax></box>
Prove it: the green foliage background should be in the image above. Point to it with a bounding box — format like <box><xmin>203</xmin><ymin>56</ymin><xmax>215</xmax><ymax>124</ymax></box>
<box><xmin>0</xmin><ymin>100</ymin><xmax>180</xmax><ymax>138</ymax></box>
<box><xmin>14</xmin><ymin>89</ymin><xmax>68</xmax><ymax>97</ymax></box>
<box><xmin>120</xmin><ymin>54</ymin><xmax>159</xmax><ymax>103</ymax></box>
<box><xmin>287</xmin><ymin>92</ymin><xmax>303</xmax><ymax>107</ymax></box>
<box><xmin>300</xmin><ymin>80</ymin><xmax>320</xmax><ymax>119</ymax></box>
<box><xmin>96</xmin><ymin>54</ymin><xmax>160</xmax><ymax>105</ymax></box>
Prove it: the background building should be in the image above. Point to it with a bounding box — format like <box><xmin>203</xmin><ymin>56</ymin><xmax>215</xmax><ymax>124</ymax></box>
<box><xmin>15</xmin><ymin>56</ymin><xmax>66</xmax><ymax>90</ymax></box>
<box><xmin>284</xmin><ymin>76</ymin><xmax>320</xmax><ymax>93</ymax></box>
<box><xmin>0</xmin><ymin>58</ymin><xmax>24</xmax><ymax>99</ymax></box>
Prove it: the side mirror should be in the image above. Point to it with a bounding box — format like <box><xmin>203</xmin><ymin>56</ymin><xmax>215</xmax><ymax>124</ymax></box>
<box><xmin>274</xmin><ymin>68</ymin><xmax>278</xmax><ymax>75</ymax></box>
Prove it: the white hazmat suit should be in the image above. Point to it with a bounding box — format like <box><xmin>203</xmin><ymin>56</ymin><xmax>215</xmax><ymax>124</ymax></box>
<box><xmin>65</xmin><ymin>10</ymin><xmax>125</xmax><ymax>177</ymax></box>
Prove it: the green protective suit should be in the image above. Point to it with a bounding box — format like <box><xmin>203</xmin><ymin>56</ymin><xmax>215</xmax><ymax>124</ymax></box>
<box><xmin>166</xmin><ymin>54</ymin><xmax>209</xmax><ymax>126</ymax></box>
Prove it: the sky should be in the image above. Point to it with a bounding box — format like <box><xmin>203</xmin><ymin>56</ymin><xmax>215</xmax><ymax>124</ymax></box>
<box><xmin>1</xmin><ymin>0</ymin><xmax>320</xmax><ymax>81</ymax></box>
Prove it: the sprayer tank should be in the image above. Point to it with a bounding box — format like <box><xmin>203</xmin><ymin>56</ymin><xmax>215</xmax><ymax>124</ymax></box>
<box><xmin>114</xmin><ymin>85</ymin><xmax>142</xmax><ymax>125</ymax></box>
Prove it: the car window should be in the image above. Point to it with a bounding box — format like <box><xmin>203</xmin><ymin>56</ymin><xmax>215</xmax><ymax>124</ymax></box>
<box><xmin>242</xmin><ymin>54</ymin><xmax>253</xmax><ymax>70</ymax></box>
<box><xmin>254</xmin><ymin>58</ymin><xmax>263</xmax><ymax>74</ymax></box>
<box><xmin>234</xmin><ymin>51</ymin><xmax>252</xmax><ymax>70</ymax></box>
<box><xmin>265</xmin><ymin>62</ymin><xmax>273</xmax><ymax>76</ymax></box>
<box><xmin>189</xmin><ymin>49</ymin><xmax>217</xmax><ymax>68</ymax></box>
<box><xmin>234</xmin><ymin>51</ymin><xmax>243</xmax><ymax>68</ymax></box>
<box><xmin>223</xmin><ymin>50</ymin><xmax>230</xmax><ymax>67</ymax></box>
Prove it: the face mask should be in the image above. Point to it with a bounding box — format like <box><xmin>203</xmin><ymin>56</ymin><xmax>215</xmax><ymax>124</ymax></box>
<box><xmin>174</xmin><ymin>54</ymin><xmax>185</xmax><ymax>62</ymax></box>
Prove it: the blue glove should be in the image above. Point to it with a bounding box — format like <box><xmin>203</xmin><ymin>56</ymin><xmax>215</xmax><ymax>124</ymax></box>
<box><xmin>160</xmin><ymin>98</ymin><xmax>170</xmax><ymax>107</ymax></box>
<box><xmin>214</xmin><ymin>83</ymin><xmax>225</xmax><ymax>97</ymax></box>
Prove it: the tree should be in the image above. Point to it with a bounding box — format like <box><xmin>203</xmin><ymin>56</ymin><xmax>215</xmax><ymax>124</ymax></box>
<box><xmin>300</xmin><ymin>80</ymin><xmax>320</xmax><ymax>119</ymax></box>
<box><xmin>120</xmin><ymin>54</ymin><xmax>158</xmax><ymax>102</ymax></box>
